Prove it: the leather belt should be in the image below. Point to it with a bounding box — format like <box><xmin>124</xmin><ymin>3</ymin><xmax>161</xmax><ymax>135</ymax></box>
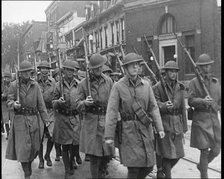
<box><xmin>14</xmin><ymin>107</ymin><xmax>38</xmax><ymax>116</ymax></box>
<box><xmin>86</xmin><ymin>106</ymin><xmax>106</xmax><ymax>115</ymax></box>
<box><xmin>56</xmin><ymin>108</ymin><xmax>79</xmax><ymax>116</ymax></box>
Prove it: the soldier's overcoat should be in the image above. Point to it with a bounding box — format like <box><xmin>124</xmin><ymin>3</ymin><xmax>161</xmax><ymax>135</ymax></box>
<box><xmin>38</xmin><ymin>77</ymin><xmax>56</xmax><ymax>137</ymax></box>
<box><xmin>76</xmin><ymin>74</ymin><xmax>113</xmax><ymax>156</ymax></box>
<box><xmin>5</xmin><ymin>79</ymin><xmax>48</xmax><ymax>162</ymax></box>
<box><xmin>188</xmin><ymin>76</ymin><xmax>221</xmax><ymax>149</ymax></box>
<box><xmin>52</xmin><ymin>79</ymin><xmax>80</xmax><ymax>145</ymax></box>
<box><xmin>153</xmin><ymin>79</ymin><xmax>188</xmax><ymax>159</ymax></box>
<box><xmin>105</xmin><ymin>76</ymin><xmax>164</xmax><ymax>167</ymax></box>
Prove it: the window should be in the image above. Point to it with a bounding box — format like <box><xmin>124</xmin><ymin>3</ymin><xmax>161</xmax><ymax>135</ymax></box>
<box><xmin>111</xmin><ymin>22</ymin><xmax>114</xmax><ymax>45</ymax></box>
<box><xmin>99</xmin><ymin>28</ymin><xmax>103</xmax><ymax>49</ymax></box>
<box><xmin>95</xmin><ymin>31</ymin><xmax>99</xmax><ymax>51</ymax></box>
<box><xmin>185</xmin><ymin>35</ymin><xmax>195</xmax><ymax>74</ymax></box>
<box><xmin>120</xmin><ymin>18</ymin><xmax>125</xmax><ymax>42</ymax></box>
<box><xmin>116</xmin><ymin>21</ymin><xmax>120</xmax><ymax>44</ymax></box>
<box><xmin>104</xmin><ymin>26</ymin><xmax>108</xmax><ymax>48</ymax></box>
<box><xmin>160</xmin><ymin>15</ymin><xmax>174</xmax><ymax>34</ymax></box>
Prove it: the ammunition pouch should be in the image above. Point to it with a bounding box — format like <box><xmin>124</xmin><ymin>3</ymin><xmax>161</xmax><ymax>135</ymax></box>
<box><xmin>56</xmin><ymin>108</ymin><xmax>79</xmax><ymax>116</ymax></box>
<box><xmin>187</xmin><ymin>107</ymin><xmax>194</xmax><ymax>120</ymax></box>
<box><xmin>120</xmin><ymin>113</ymin><xmax>136</xmax><ymax>121</ymax></box>
<box><xmin>86</xmin><ymin>105</ymin><xmax>106</xmax><ymax>115</ymax></box>
<box><xmin>14</xmin><ymin>107</ymin><xmax>38</xmax><ymax>116</ymax></box>
<box><xmin>132</xmin><ymin>101</ymin><xmax>152</xmax><ymax>128</ymax></box>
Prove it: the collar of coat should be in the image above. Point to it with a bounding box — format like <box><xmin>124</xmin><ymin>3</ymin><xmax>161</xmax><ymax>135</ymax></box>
<box><xmin>124</xmin><ymin>75</ymin><xmax>144</xmax><ymax>87</ymax></box>
<box><xmin>38</xmin><ymin>76</ymin><xmax>54</xmax><ymax>85</ymax></box>
<box><xmin>63</xmin><ymin>78</ymin><xmax>78</xmax><ymax>88</ymax></box>
<box><xmin>90</xmin><ymin>73</ymin><xmax>107</xmax><ymax>83</ymax></box>
<box><xmin>164</xmin><ymin>78</ymin><xmax>185</xmax><ymax>91</ymax></box>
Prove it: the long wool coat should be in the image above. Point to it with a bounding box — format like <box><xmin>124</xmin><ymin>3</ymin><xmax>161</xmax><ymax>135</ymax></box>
<box><xmin>38</xmin><ymin>77</ymin><xmax>56</xmax><ymax>137</ymax></box>
<box><xmin>105</xmin><ymin>76</ymin><xmax>164</xmax><ymax>167</ymax></box>
<box><xmin>2</xmin><ymin>82</ymin><xmax>14</xmax><ymax>124</ymax></box>
<box><xmin>188</xmin><ymin>76</ymin><xmax>221</xmax><ymax>149</ymax></box>
<box><xmin>153</xmin><ymin>79</ymin><xmax>188</xmax><ymax>159</ymax></box>
<box><xmin>76</xmin><ymin>73</ymin><xmax>113</xmax><ymax>157</ymax></box>
<box><xmin>52</xmin><ymin>79</ymin><xmax>81</xmax><ymax>145</ymax></box>
<box><xmin>5</xmin><ymin>79</ymin><xmax>48</xmax><ymax>162</ymax></box>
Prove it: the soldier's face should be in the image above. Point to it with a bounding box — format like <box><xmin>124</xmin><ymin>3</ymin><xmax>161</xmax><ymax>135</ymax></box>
<box><xmin>21</xmin><ymin>70</ymin><xmax>32</xmax><ymax>79</ymax></box>
<box><xmin>92</xmin><ymin>66</ymin><xmax>103</xmax><ymax>76</ymax></box>
<box><xmin>4</xmin><ymin>77</ymin><xmax>11</xmax><ymax>83</ymax></box>
<box><xmin>40</xmin><ymin>67</ymin><xmax>49</xmax><ymax>76</ymax></box>
<box><xmin>126</xmin><ymin>62</ymin><xmax>140</xmax><ymax>77</ymax></box>
<box><xmin>64</xmin><ymin>68</ymin><xmax>74</xmax><ymax>79</ymax></box>
<box><xmin>200</xmin><ymin>64</ymin><xmax>212</xmax><ymax>74</ymax></box>
<box><xmin>166</xmin><ymin>69</ymin><xmax>178</xmax><ymax>81</ymax></box>
<box><xmin>55</xmin><ymin>75</ymin><xmax>60</xmax><ymax>82</ymax></box>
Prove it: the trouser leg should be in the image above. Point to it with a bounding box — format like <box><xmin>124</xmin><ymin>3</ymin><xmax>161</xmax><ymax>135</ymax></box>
<box><xmin>45</xmin><ymin>138</ymin><xmax>54</xmax><ymax>157</ymax></box>
<box><xmin>74</xmin><ymin>145</ymin><xmax>82</xmax><ymax>164</ymax></box>
<box><xmin>162</xmin><ymin>158</ymin><xmax>172</xmax><ymax>179</ymax></box>
<box><xmin>137</xmin><ymin>167</ymin><xmax>153</xmax><ymax>179</ymax></box>
<box><xmin>38</xmin><ymin>139</ymin><xmax>44</xmax><ymax>168</ymax></box>
<box><xmin>62</xmin><ymin>145</ymin><xmax>70</xmax><ymax>174</ymax></box>
<box><xmin>170</xmin><ymin>158</ymin><xmax>179</xmax><ymax>169</ymax></box>
<box><xmin>99</xmin><ymin>156</ymin><xmax>110</xmax><ymax>178</ymax></box>
<box><xmin>5</xmin><ymin>123</ymin><xmax>10</xmax><ymax>137</ymax></box>
<box><xmin>21</xmin><ymin>162</ymin><xmax>31</xmax><ymax>178</ymax></box>
<box><xmin>199</xmin><ymin>149</ymin><xmax>209</xmax><ymax>178</ymax></box>
<box><xmin>55</xmin><ymin>142</ymin><xmax>61</xmax><ymax>157</ymax></box>
<box><xmin>127</xmin><ymin>167</ymin><xmax>140</xmax><ymax>179</ymax></box>
<box><xmin>69</xmin><ymin>144</ymin><xmax>76</xmax><ymax>171</ymax></box>
<box><xmin>89</xmin><ymin>155</ymin><xmax>101</xmax><ymax>178</ymax></box>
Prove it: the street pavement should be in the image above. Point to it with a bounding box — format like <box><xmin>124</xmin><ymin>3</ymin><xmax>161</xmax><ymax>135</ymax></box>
<box><xmin>1</xmin><ymin>120</ymin><xmax>221</xmax><ymax>179</ymax></box>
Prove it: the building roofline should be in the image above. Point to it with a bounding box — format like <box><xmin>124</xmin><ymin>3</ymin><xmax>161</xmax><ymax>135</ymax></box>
<box><xmin>45</xmin><ymin>1</ymin><xmax>57</xmax><ymax>14</ymax></box>
<box><xmin>56</xmin><ymin>11</ymin><xmax>73</xmax><ymax>25</ymax></box>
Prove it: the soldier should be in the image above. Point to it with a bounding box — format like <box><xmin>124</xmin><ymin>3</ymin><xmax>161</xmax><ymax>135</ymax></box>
<box><xmin>102</xmin><ymin>65</ymin><xmax>113</xmax><ymax>77</ymax></box>
<box><xmin>36</xmin><ymin>61</ymin><xmax>57</xmax><ymax>168</ymax></box>
<box><xmin>105</xmin><ymin>53</ymin><xmax>165</xmax><ymax>179</ymax></box>
<box><xmin>188</xmin><ymin>54</ymin><xmax>221</xmax><ymax>179</ymax></box>
<box><xmin>52</xmin><ymin>68</ymin><xmax>60</xmax><ymax>82</ymax></box>
<box><xmin>52</xmin><ymin>60</ymin><xmax>81</xmax><ymax>177</ymax></box>
<box><xmin>110</xmin><ymin>72</ymin><xmax>122</xmax><ymax>82</ymax></box>
<box><xmin>76</xmin><ymin>53</ymin><xmax>114</xmax><ymax>178</ymax></box>
<box><xmin>1</xmin><ymin>71</ymin><xmax>13</xmax><ymax>139</ymax></box>
<box><xmin>153</xmin><ymin>61</ymin><xmax>188</xmax><ymax>178</ymax></box>
<box><xmin>5</xmin><ymin>60</ymin><xmax>49</xmax><ymax>179</ymax></box>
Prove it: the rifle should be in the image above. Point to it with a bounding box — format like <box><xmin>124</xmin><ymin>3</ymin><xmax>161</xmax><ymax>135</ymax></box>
<box><xmin>143</xmin><ymin>34</ymin><xmax>171</xmax><ymax>101</ymax></box>
<box><xmin>113</xmin><ymin>47</ymin><xmax>125</xmax><ymax>75</ymax></box>
<box><xmin>16</xmin><ymin>38</ymin><xmax>20</xmax><ymax>103</ymax></box>
<box><xmin>174</xmin><ymin>33</ymin><xmax>211</xmax><ymax>98</ymax></box>
<box><xmin>82</xmin><ymin>28</ymin><xmax>92</xmax><ymax>97</ymax></box>
<box><xmin>132</xmin><ymin>45</ymin><xmax>158</xmax><ymax>84</ymax></box>
<box><xmin>58</xmin><ymin>48</ymin><xmax>64</xmax><ymax>98</ymax></box>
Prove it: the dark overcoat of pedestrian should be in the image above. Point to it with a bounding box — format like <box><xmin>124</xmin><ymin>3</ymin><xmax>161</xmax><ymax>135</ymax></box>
<box><xmin>153</xmin><ymin>79</ymin><xmax>188</xmax><ymax>159</ymax></box>
<box><xmin>76</xmin><ymin>74</ymin><xmax>113</xmax><ymax>156</ymax></box>
<box><xmin>52</xmin><ymin>79</ymin><xmax>80</xmax><ymax>145</ymax></box>
<box><xmin>5</xmin><ymin>79</ymin><xmax>48</xmax><ymax>162</ymax></box>
<box><xmin>188</xmin><ymin>76</ymin><xmax>221</xmax><ymax>149</ymax></box>
<box><xmin>105</xmin><ymin>76</ymin><xmax>164</xmax><ymax>167</ymax></box>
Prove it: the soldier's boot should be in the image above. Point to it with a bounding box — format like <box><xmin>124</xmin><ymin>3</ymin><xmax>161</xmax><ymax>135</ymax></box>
<box><xmin>5</xmin><ymin>123</ymin><xmax>10</xmax><ymax>140</ymax></box>
<box><xmin>21</xmin><ymin>162</ymin><xmax>31</xmax><ymax>179</ymax></box>
<box><xmin>38</xmin><ymin>143</ymin><xmax>44</xmax><ymax>169</ymax></box>
<box><xmin>55</xmin><ymin>143</ymin><xmax>61</xmax><ymax>161</ymax></box>
<box><xmin>162</xmin><ymin>158</ymin><xmax>172</xmax><ymax>179</ymax></box>
<box><xmin>74</xmin><ymin>145</ymin><xmax>82</xmax><ymax>165</ymax></box>
<box><xmin>63</xmin><ymin>150</ymin><xmax>74</xmax><ymax>177</ymax></box>
<box><xmin>44</xmin><ymin>139</ymin><xmax>53</xmax><ymax>166</ymax></box>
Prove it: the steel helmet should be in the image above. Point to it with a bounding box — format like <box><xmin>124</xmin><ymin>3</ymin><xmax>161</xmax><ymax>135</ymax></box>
<box><xmin>89</xmin><ymin>54</ymin><xmax>107</xmax><ymax>69</ymax></box>
<box><xmin>19</xmin><ymin>61</ymin><xmax>33</xmax><ymax>72</ymax></box>
<box><xmin>63</xmin><ymin>60</ymin><xmax>80</xmax><ymax>70</ymax></box>
<box><xmin>162</xmin><ymin>61</ymin><xmax>179</xmax><ymax>71</ymax></box>
<box><xmin>3</xmin><ymin>71</ymin><xmax>11</xmax><ymax>77</ymax></box>
<box><xmin>196</xmin><ymin>54</ymin><xmax>214</xmax><ymax>66</ymax></box>
<box><xmin>102</xmin><ymin>65</ymin><xmax>113</xmax><ymax>73</ymax></box>
<box><xmin>37</xmin><ymin>61</ymin><xmax>51</xmax><ymax>69</ymax></box>
<box><xmin>122</xmin><ymin>53</ymin><xmax>143</xmax><ymax>66</ymax></box>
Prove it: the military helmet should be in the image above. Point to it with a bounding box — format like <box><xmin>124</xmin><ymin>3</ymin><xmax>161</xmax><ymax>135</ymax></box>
<box><xmin>3</xmin><ymin>71</ymin><xmax>11</xmax><ymax>77</ymax></box>
<box><xmin>19</xmin><ymin>60</ymin><xmax>33</xmax><ymax>72</ymax></box>
<box><xmin>122</xmin><ymin>53</ymin><xmax>143</xmax><ymax>66</ymax></box>
<box><xmin>63</xmin><ymin>60</ymin><xmax>80</xmax><ymax>70</ymax></box>
<box><xmin>196</xmin><ymin>53</ymin><xmax>214</xmax><ymax>66</ymax></box>
<box><xmin>89</xmin><ymin>54</ymin><xmax>107</xmax><ymax>69</ymax></box>
<box><xmin>162</xmin><ymin>61</ymin><xmax>179</xmax><ymax>71</ymax></box>
<box><xmin>37</xmin><ymin>61</ymin><xmax>51</xmax><ymax>69</ymax></box>
<box><xmin>102</xmin><ymin>65</ymin><xmax>113</xmax><ymax>73</ymax></box>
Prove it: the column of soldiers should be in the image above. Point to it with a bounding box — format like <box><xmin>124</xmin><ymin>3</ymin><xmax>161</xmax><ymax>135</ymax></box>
<box><xmin>4</xmin><ymin>49</ymin><xmax>220</xmax><ymax>179</ymax></box>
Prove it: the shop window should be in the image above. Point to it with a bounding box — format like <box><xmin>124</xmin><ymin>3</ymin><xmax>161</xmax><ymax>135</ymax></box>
<box><xmin>185</xmin><ymin>35</ymin><xmax>195</xmax><ymax>74</ymax></box>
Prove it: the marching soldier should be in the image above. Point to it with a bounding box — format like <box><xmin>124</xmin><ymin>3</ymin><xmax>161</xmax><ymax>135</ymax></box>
<box><xmin>76</xmin><ymin>53</ymin><xmax>114</xmax><ymax>178</ymax></box>
<box><xmin>52</xmin><ymin>68</ymin><xmax>60</xmax><ymax>82</ymax></box>
<box><xmin>1</xmin><ymin>71</ymin><xmax>13</xmax><ymax>139</ymax></box>
<box><xmin>153</xmin><ymin>61</ymin><xmax>188</xmax><ymax>178</ymax></box>
<box><xmin>52</xmin><ymin>60</ymin><xmax>81</xmax><ymax>178</ymax></box>
<box><xmin>102</xmin><ymin>64</ymin><xmax>113</xmax><ymax>77</ymax></box>
<box><xmin>105</xmin><ymin>53</ymin><xmax>165</xmax><ymax>179</ymax></box>
<box><xmin>36</xmin><ymin>61</ymin><xmax>57</xmax><ymax>168</ymax></box>
<box><xmin>5</xmin><ymin>60</ymin><xmax>49</xmax><ymax>179</ymax></box>
<box><xmin>188</xmin><ymin>54</ymin><xmax>221</xmax><ymax>179</ymax></box>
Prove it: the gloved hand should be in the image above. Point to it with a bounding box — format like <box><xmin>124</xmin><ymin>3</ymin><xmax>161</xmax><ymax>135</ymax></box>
<box><xmin>58</xmin><ymin>97</ymin><xmax>66</xmax><ymax>105</ymax></box>
<box><xmin>84</xmin><ymin>96</ymin><xmax>94</xmax><ymax>106</ymax></box>
<box><xmin>14</xmin><ymin>101</ymin><xmax>21</xmax><ymax>109</ymax></box>
<box><xmin>166</xmin><ymin>101</ymin><xmax>174</xmax><ymax>112</ymax></box>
